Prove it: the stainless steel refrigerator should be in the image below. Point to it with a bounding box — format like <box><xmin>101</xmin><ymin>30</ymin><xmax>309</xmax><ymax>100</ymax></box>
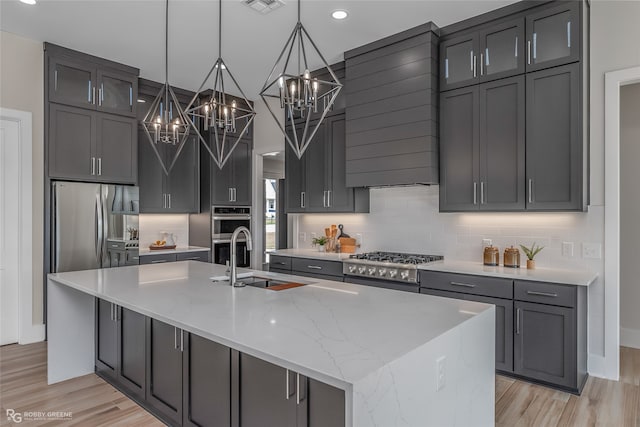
<box><xmin>51</xmin><ymin>181</ymin><xmax>139</xmax><ymax>272</ymax></box>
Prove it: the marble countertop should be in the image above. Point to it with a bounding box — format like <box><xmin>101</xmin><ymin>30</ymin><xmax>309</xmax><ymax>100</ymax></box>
<box><xmin>139</xmin><ymin>246</ymin><xmax>210</xmax><ymax>256</ymax></box>
<box><xmin>418</xmin><ymin>260</ymin><xmax>597</xmax><ymax>287</ymax></box>
<box><xmin>271</xmin><ymin>248</ymin><xmax>354</xmax><ymax>261</ymax></box>
<box><xmin>48</xmin><ymin>261</ymin><xmax>491</xmax><ymax>389</ymax></box>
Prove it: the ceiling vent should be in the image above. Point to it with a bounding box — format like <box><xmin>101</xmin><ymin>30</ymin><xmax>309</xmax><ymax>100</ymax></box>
<box><xmin>244</xmin><ymin>0</ymin><xmax>285</xmax><ymax>14</ymax></box>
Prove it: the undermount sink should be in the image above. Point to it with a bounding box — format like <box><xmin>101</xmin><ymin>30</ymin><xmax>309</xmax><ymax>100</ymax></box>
<box><xmin>210</xmin><ymin>273</ymin><xmax>308</xmax><ymax>291</ymax></box>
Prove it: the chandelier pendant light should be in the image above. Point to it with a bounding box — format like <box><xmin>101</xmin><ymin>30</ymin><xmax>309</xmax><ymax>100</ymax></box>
<box><xmin>260</xmin><ymin>0</ymin><xmax>343</xmax><ymax>159</ymax></box>
<box><xmin>184</xmin><ymin>0</ymin><xmax>256</xmax><ymax>170</ymax></box>
<box><xmin>141</xmin><ymin>0</ymin><xmax>191</xmax><ymax>175</ymax></box>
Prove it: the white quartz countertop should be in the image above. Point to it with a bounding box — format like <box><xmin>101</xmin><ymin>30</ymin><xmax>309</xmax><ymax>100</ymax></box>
<box><xmin>271</xmin><ymin>248</ymin><xmax>353</xmax><ymax>261</ymax></box>
<box><xmin>48</xmin><ymin>262</ymin><xmax>491</xmax><ymax>389</ymax></box>
<box><xmin>418</xmin><ymin>260</ymin><xmax>597</xmax><ymax>287</ymax></box>
<box><xmin>139</xmin><ymin>246</ymin><xmax>210</xmax><ymax>256</ymax></box>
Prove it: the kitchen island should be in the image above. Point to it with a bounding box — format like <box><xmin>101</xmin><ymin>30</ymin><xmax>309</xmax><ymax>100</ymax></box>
<box><xmin>47</xmin><ymin>261</ymin><xmax>495</xmax><ymax>427</ymax></box>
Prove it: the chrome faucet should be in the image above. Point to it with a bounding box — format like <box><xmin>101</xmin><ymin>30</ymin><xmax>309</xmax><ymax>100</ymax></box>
<box><xmin>230</xmin><ymin>226</ymin><xmax>253</xmax><ymax>287</ymax></box>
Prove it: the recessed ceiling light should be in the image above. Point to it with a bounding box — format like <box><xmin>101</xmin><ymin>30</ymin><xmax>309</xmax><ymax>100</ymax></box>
<box><xmin>331</xmin><ymin>10</ymin><xmax>348</xmax><ymax>20</ymax></box>
<box><xmin>262</xmin><ymin>151</ymin><xmax>280</xmax><ymax>157</ymax></box>
<box><xmin>20</xmin><ymin>0</ymin><xmax>37</xmax><ymax>5</ymax></box>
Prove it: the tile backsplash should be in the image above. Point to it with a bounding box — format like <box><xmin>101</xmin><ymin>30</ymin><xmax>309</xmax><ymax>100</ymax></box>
<box><xmin>293</xmin><ymin>185</ymin><xmax>605</xmax><ymax>355</ymax></box>
<box><xmin>139</xmin><ymin>214</ymin><xmax>190</xmax><ymax>248</ymax></box>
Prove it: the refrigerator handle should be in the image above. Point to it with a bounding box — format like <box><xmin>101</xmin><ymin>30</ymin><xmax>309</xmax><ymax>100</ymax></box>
<box><xmin>52</xmin><ymin>185</ymin><xmax>59</xmax><ymax>272</ymax></box>
<box><xmin>101</xmin><ymin>187</ymin><xmax>109</xmax><ymax>267</ymax></box>
<box><xmin>96</xmin><ymin>192</ymin><xmax>103</xmax><ymax>266</ymax></box>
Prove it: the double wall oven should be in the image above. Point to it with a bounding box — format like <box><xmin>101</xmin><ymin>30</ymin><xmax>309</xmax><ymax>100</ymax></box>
<box><xmin>212</xmin><ymin>206</ymin><xmax>251</xmax><ymax>268</ymax></box>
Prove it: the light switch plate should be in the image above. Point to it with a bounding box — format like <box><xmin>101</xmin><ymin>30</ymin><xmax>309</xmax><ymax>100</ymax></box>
<box><xmin>482</xmin><ymin>239</ymin><xmax>492</xmax><ymax>247</ymax></box>
<box><xmin>299</xmin><ymin>232</ymin><xmax>306</xmax><ymax>243</ymax></box>
<box><xmin>436</xmin><ymin>356</ymin><xmax>446</xmax><ymax>391</ymax></box>
<box><xmin>562</xmin><ymin>242</ymin><xmax>574</xmax><ymax>257</ymax></box>
<box><xmin>582</xmin><ymin>243</ymin><xmax>601</xmax><ymax>259</ymax></box>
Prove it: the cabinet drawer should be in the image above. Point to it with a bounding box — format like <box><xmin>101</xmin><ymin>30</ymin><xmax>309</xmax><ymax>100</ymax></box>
<box><xmin>125</xmin><ymin>251</ymin><xmax>140</xmax><ymax>265</ymax></box>
<box><xmin>269</xmin><ymin>255</ymin><xmax>292</xmax><ymax>271</ymax></box>
<box><xmin>419</xmin><ymin>271</ymin><xmax>513</xmax><ymax>299</ymax></box>
<box><xmin>176</xmin><ymin>251</ymin><xmax>210</xmax><ymax>262</ymax></box>
<box><xmin>139</xmin><ymin>253</ymin><xmax>177</xmax><ymax>265</ymax></box>
<box><xmin>514</xmin><ymin>280</ymin><xmax>576</xmax><ymax>308</ymax></box>
<box><xmin>291</xmin><ymin>258</ymin><xmax>343</xmax><ymax>278</ymax></box>
<box><xmin>107</xmin><ymin>241</ymin><xmax>126</xmax><ymax>251</ymax></box>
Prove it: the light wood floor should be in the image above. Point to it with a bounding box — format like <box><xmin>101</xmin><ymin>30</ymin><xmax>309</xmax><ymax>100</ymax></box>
<box><xmin>1</xmin><ymin>343</ymin><xmax>639</xmax><ymax>426</ymax></box>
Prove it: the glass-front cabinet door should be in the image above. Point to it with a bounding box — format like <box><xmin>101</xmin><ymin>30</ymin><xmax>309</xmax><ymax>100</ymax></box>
<box><xmin>97</xmin><ymin>70</ymin><xmax>138</xmax><ymax>117</ymax></box>
<box><xmin>49</xmin><ymin>57</ymin><xmax>97</xmax><ymax>108</ymax></box>
<box><xmin>526</xmin><ymin>2</ymin><xmax>580</xmax><ymax>71</ymax></box>
<box><xmin>479</xmin><ymin>19</ymin><xmax>525</xmax><ymax>82</ymax></box>
<box><xmin>440</xmin><ymin>34</ymin><xmax>479</xmax><ymax>91</ymax></box>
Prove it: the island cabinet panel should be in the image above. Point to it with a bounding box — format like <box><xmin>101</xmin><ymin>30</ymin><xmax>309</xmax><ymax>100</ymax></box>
<box><xmin>306</xmin><ymin>377</ymin><xmax>346</xmax><ymax>427</ymax></box>
<box><xmin>147</xmin><ymin>319</ymin><xmax>184</xmax><ymax>426</ymax></box>
<box><xmin>95</xmin><ymin>299</ymin><xmax>117</xmax><ymax>381</ymax></box>
<box><xmin>344</xmin><ymin>23</ymin><xmax>439</xmax><ymax>187</ymax></box>
<box><xmin>183</xmin><ymin>333</ymin><xmax>231</xmax><ymax>427</ymax></box>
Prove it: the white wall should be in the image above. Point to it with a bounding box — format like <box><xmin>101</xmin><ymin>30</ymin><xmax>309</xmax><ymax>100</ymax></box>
<box><xmin>0</xmin><ymin>31</ymin><xmax>44</xmax><ymax>325</ymax></box>
<box><xmin>620</xmin><ymin>83</ymin><xmax>640</xmax><ymax>349</ymax></box>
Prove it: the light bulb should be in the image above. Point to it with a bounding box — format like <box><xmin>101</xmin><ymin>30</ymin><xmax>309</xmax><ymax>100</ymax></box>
<box><xmin>304</xmin><ymin>69</ymin><xmax>310</xmax><ymax>81</ymax></box>
<box><xmin>290</xmin><ymin>82</ymin><xmax>296</xmax><ymax>96</ymax></box>
<box><xmin>278</xmin><ymin>76</ymin><xmax>284</xmax><ymax>88</ymax></box>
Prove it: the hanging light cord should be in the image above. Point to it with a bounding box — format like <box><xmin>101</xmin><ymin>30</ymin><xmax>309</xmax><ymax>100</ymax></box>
<box><xmin>218</xmin><ymin>0</ymin><xmax>222</xmax><ymax>59</ymax></box>
<box><xmin>164</xmin><ymin>0</ymin><xmax>169</xmax><ymax>114</ymax></box>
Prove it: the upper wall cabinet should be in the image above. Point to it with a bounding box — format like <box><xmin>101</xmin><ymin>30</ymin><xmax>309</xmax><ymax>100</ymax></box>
<box><xmin>525</xmin><ymin>2</ymin><xmax>580</xmax><ymax>72</ymax></box>
<box><xmin>344</xmin><ymin>23</ymin><xmax>439</xmax><ymax>187</ymax></box>
<box><xmin>440</xmin><ymin>18</ymin><xmax>524</xmax><ymax>91</ymax></box>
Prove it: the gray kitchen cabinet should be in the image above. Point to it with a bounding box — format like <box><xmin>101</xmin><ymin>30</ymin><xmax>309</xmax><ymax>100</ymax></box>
<box><xmin>285</xmin><ymin>115</ymin><xmax>369</xmax><ymax>214</ymax></box>
<box><xmin>479</xmin><ymin>18</ymin><xmax>525</xmax><ymax>82</ymax></box>
<box><xmin>440</xmin><ymin>33</ymin><xmax>479</xmax><ymax>91</ymax></box>
<box><xmin>139</xmin><ymin>251</ymin><xmax>210</xmax><ymax>265</ymax></box>
<box><xmin>176</xmin><ymin>251</ymin><xmax>210</xmax><ymax>262</ymax></box>
<box><xmin>345</xmin><ymin>24</ymin><xmax>439</xmax><ymax>186</ymax></box>
<box><xmin>95</xmin><ymin>299</ymin><xmax>147</xmax><ymax>401</ymax></box>
<box><xmin>138</xmin><ymin>128</ymin><xmax>167</xmax><ymax>212</ymax></box>
<box><xmin>139</xmin><ymin>253</ymin><xmax>177</xmax><ymax>265</ymax></box>
<box><xmin>147</xmin><ymin>318</ymin><xmax>184</xmax><ymax>426</ymax></box>
<box><xmin>211</xmin><ymin>138</ymin><xmax>253</xmax><ymax>206</ymax></box>
<box><xmin>48</xmin><ymin>56</ymin><xmax>97</xmax><ymax>109</ymax></box>
<box><xmin>526</xmin><ymin>63</ymin><xmax>583</xmax><ymax>210</ymax></box>
<box><xmin>96</xmin><ymin>69</ymin><xmax>137</xmax><ymax>117</ymax></box>
<box><xmin>183</xmin><ymin>333</ymin><xmax>231</xmax><ymax>427</ymax></box>
<box><xmin>269</xmin><ymin>255</ymin><xmax>345</xmax><ymax>282</ymax></box>
<box><xmin>440</xmin><ymin>75</ymin><xmax>525</xmax><ymax>211</ymax></box>
<box><xmin>95</xmin><ymin>113</ymin><xmax>137</xmax><ymax>183</ymax></box>
<box><xmin>525</xmin><ymin>2</ymin><xmax>580</xmax><ymax>72</ymax></box>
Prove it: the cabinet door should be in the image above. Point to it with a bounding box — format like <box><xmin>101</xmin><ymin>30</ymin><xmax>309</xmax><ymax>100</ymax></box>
<box><xmin>183</xmin><ymin>334</ymin><xmax>231</xmax><ymax>427</ymax></box>
<box><xmin>306</xmin><ymin>377</ymin><xmax>346</xmax><ymax>427</ymax></box>
<box><xmin>96</xmin><ymin>114</ymin><xmax>137</xmax><ymax>184</ymax></box>
<box><xmin>285</xmin><ymin>128</ymin><xmax>306</xmax><ymax>213</ymax></box>
<box><xmin>166</xmin><ymin>135</ymin><xmax>199</xmax><ymax>213</ymax></box>
<box><xmin>49</xmin><ymin>57</ymin><xmax>96</xmax><ymax>109</ymax></box>
<box><xmin>95</xmin><ymin>299</ymin><xmax>117</xmax><ymax>380</ymax></box>
<box><xmin>239</xmin><ymin>353</ymin><xmax>296</xmax><ymax>427</ymax></box>
<box><xmin>526</xmin><ymin>63</ymin><xmax>581</xmax><ymax>210</ymax></box>
<box><xmin>526</xmin><ymin>2</ymin><xmax>580</xmax><ymax>72</ymax></box>
<box><xmin>118</xmin><ymin>306</ymin><xmax>146</xmax><ymax>400</ymax></box>
<box><xmin>138</xmin><ymin>128</ymin><xmax>167</xmax><ymax>213</ymax></box>
<box><xmin>440</xmin><ymin>33</ymin><xmax>479</xmax><ymax>91</ymax></box>
<box><xmin>479</xmin><ymin>19</ymin><xmax>525</xmax><ymax>82</ymax></box>
<box><xmin>479</xmin><ymin>76</ymin><xmax>525</xmax><ymax>211</ymax></box>
<box><xmin>147</xmin><ymin>319</ymin><xmax>183</xmax><ymax>425</ymax></box>
<box><xmin>231</xmin><ymin>139</ymin><xmax>252</xmax><ymax>206</ymax></box>
<box><xmin>514</xmin><ymin>301</ymin><xmax>576</xmax><ymax>389</ymax></box>
<box><xmin>49</xmin><ymin>104</ymin><xmax>96</xmax><ymax>180</ymax></box>
<box><xmin>439</xmin><ymin>86</ymin><xmax>479</xmax><ymax>211</ymax></box>
<box><xmin>304</xmin><ymin>123</ymin><xmax>328</xmax><ymax>211</ymax></box>
<box><xmin>211</xmin><ymin>135</ymin><xmax>234</xmax><ymax>205</ymax></box>
<box><xmin>326</xmin><ymin>116</ymin><xmax>354</xmax><ymax>212</ymax></box>
<box><xmin>97</xmin><ymin>69</ymin><xmax>137</xmax><ymax>117</ymax></box>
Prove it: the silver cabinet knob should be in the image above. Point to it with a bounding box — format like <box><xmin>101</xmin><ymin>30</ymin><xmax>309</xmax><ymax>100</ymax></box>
<box><xmin>368</xmin><ymin>267</ymin><xmax>377</xmax><ymax>276</ymax></box>
<box><xmin>358</xmin><ymin>266</ymin><xmax>367</xmax><ymax>274</ymax></box>
<box><xmin>378</xmin><ymin>268</ymin><xmax>387</xmax><ymax>277</ymax></box>
<box><xmin>348</xmin><ymin>265</ymin><xmax>357</xmax><ymax>273</ymax></box>
<box><xmin>388</xmin><ymin>269</ymin><xmax>398</xmax><ymax>278</ymax></box>
<box><xmin>400</xmin><ymin>270</ymin><xmax>410</xmax><ymax>280</ymax></box>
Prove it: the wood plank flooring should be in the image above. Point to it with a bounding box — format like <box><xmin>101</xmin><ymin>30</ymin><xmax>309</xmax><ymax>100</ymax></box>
<box><xmin>1</xmin><ymin>342</ymin><xmax>639</xmax><ymax>426</ymax></box>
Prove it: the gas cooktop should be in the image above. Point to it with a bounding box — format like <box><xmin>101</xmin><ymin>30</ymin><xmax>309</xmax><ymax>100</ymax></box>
<box><xmin>343</xmin><ymin>252</ymin><xmax>443</xmax><ymax>283</ymax></box>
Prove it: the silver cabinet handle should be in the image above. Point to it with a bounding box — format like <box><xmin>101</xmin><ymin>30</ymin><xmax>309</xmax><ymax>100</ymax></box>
<box><xmin>516</xmin><ymin>308</ymin><xmax>521</xmax><ymax>334</ymax></box>
<box><xmin>233</xmin><ymin>188</ymin><xmax>237</xmax><ymax>202</ymax></box>
<box><xmin>110</xmin><ymin>244</ymin><xmax>119</xmax><ymax>248</ymax></box>
<box><xmin>97</xmin><ymin>158</ymin><xmax>102</xmax><ymax>176</ymax></box>
<box><xmin>533</xmin><ymin>33</ymin><xmax>537</xmax><ymax>60</ymax></box>
<box><xmin>91</xmin><ymin>157</ymin><xmax>96</xmax><ymax>175</ymax></box>
<box><xmin>445</xmin><ymin>58</ymin><xmax>449</xmax><ymax>80</ymax></box>
<box><xmin>99</xmin><ymin>84</ymin><xmax>103</xmax><ymax>106</ymax></box>
<box><xmin>151</xmin><ymin>259</ymin><xmax>168</xmax><ymax>264</ymax></box>
<box><xmin>307</xmin><ymin>265</ymin><xmax>322</xmax><ymax>270</ymax></box>
<box><xmin>129</xmin><ymin>87</ymin><xmax>133</xmax><ymax>107</ymax></box>
<box><xmin>327</xmin><ymin>190</ymin><xmax>331</xmax><ymax>208</ymax></box>
<box><xmin>322</xmin><ymin>191</ymin><xmax>327</xmax><ymax>208</ymax></box>
<box><xmin>296</xmin><ymin>373</ymin><xmax>300</xmax><ymax>405</ymax></box>
<box><xmin>163</xmin><ymin>193</ymin><xmax>167</xmax><ymax>209</ymax></box>
<box><xmin>229</xmin><ymin>188</ymin><xmax>233</xmax><ymax>202</ymax></box>
<box><xmin>168</xmin><ymin>194</ymin><xmax>171</xmax><ymax>209</ymax></box>
<box><xmin>184</xmin><ymin>257</ymin><xmax>201</xmax><ymax>261</ymax></box>
<box><xmin>480</xmin><ymin>182</ymin><xmax>485</xmax><ymax>204</ymax></box>
<box><xmin>273</xmin><ymin>262</ymin><xmax>286</xmax><ymax>266</ymax></box>
<box><xmin>450</xmin><ymin>281</ymin><xmax>476</xmax><ymax>288</ymax></box>
<box><xmin>527</xmin><ymin>290</ymin><xmax>558</xmax><ymax>298</ymax></box>
<box><xmin>480</xmin><ymin>53</ymin><xmax>484</xmax><ymax>76</ymax></box>
<box><xmin>180</xmin><ymin>330</ymin><xmax>184</xmax><ymax>352</ymax></box>
<box><xmin>528</xmin><ymin>179</ymin><xmax>534</xmax><ymax>204</ymax></box>
<box><xmin>109</xmin><ymin>303</ymin><xmax>113</xmax><ymax>321</ymax></box>
<box><xmin>473</xmin><ymin>55</ymin><xmax>477</xmax><ymax>78</ymax></box>
<box><xmin>286</xmin><ymin>369</ymin><xmax>290</xmax><ymax>400</ymax></box>
<box><xmin>473</xmin><ymin>182</ymin><xmax>477</xmax><ymax>205</ymax></box>
<box><xmin>92</xmin><ymin>86</ymin><xmax>96</xmax><ymax>105</ymax></box>
<box><xmin>174</xmin><ymin>327</ymin><xmax>178</xmax><ymax>349</ymax></box>
<box><xmin>470</xmin><ymin>50</ymin><xmax>474</xmax><ymax>72</ymax></box>
<box><xmin>527</xmin><ymin>40</ymin><xmax>531</xmax><ymax>64</ymax></box>
<box><xmin>301</xmin><ymin>191</ymin><xmax>306</xmax><ymax>208</ymax></box>
<box><xmin>567</xmin><ymin>22</ymin><xmax>571</xmax><ymax>48</ymax></box>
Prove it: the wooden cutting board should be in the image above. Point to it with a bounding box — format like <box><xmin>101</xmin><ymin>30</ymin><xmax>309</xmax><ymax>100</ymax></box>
<box><xmin>267</xmin><ymin>283</ymin><xmax>305</xmax><ymax>291</ymax></box>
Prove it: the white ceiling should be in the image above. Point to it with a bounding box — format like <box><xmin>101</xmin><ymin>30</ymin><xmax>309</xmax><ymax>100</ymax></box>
<box><xmin>0</xmin><ymin>0</ymin><xmax>518</xmax><ymax>99</ymax></box>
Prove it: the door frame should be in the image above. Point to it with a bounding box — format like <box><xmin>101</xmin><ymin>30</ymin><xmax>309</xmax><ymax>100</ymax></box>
<box><xmin>603</xmin><ymin>66</ymin><xmax>640</xmax><ymax>380</ymax></box>
<box><xmin>0</xmin><ymin>108</ymin><xmax>44</xmax><ymax>344</ymax></box>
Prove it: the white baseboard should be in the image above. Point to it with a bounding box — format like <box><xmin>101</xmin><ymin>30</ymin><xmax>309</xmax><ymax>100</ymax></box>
<box><xmin>621</xmin><ymin>327</ymin><xmax>640</xmax><ymax>349</ymax></box>
<box><xmin>588</xmin><ymin>353</ymin><xmax>608</xmax><ymax>379</ymax></box>
<box><xmin>19</xmin><ymin>323</ymin><xmax>45</xmax><ymax>345</ymax></box>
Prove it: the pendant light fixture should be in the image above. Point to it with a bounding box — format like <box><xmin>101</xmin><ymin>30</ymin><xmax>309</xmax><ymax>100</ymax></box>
<box><xmin>184</xmin><ymin>0</ymin><xmax>256</xmax><ymax>170</ymax></box>
<box><xmin>141</xmin><ymin>0</ymin><xmax>191</xmax><ymax>175</ymax></box>
<box><xmin>259</xmin><ymin>0</ymin><xmax>343</xmax><ymax>159</ymax></box>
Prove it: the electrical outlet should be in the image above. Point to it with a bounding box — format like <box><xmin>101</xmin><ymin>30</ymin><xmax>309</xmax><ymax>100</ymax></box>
<box><xmin>562</xmin><ymin>242</ymin><xmax>574</xmax><ymax>257</ymax></box>
<box><xmin>436</xmin><ymin>356</ymin><xmax>446</xmax><ymax>392</ymax></box>
<box><xmin>482</xmin><ymin>239</ymin><xmax>492</xmax><ymax>247</ymax></box>
<box><xmin>582</xmin><ymin>243</ymin><xmax>601</xmax><ymax>259</ymax></box>
<box><xmin>299</xmin><ymin>232</ymin><xmax>307</xmax><ymax>243</ymax></box>
<box><xmin>356</xmin><ymin>233</ymin><xmax>363</xmax><ymax>246</ymax></box>
<box><xmin>311</xmin><ymin>232</ymin><xmax>317</xmax><ymax>240</ymax></box>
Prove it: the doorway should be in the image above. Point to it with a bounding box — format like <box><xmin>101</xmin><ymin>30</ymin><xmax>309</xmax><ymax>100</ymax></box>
<box><xmin>264</xmin><ymin>179</ymin><xmax>277</xmax><ymax>263</ymax></box>
<box><xmin>620</xmin><ymin>83</ymin><xmax>640</xmax><ymax>350</ymax></box>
